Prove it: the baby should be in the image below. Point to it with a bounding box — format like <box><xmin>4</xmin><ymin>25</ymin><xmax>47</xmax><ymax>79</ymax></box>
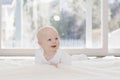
<box><xmin>35</xmin><ymin>25</ymin><xmax>71</xmax><ymax>67</ymax></box>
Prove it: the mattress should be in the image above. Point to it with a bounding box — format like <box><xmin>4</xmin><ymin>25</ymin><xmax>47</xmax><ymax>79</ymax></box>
<box><xmin>0</xmin><ymin>56</ymin><xmax>120</xmax><ymax>80</ymax></box>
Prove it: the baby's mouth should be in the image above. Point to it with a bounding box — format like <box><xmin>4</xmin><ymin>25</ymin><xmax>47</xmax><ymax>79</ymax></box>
<box><xmin>51</xmin><ymin>45</ymin><xmax>57</xmax><ymax>48</ymax></box>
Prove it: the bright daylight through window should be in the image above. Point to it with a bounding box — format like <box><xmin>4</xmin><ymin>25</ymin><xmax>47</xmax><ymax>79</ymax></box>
<box><xmin>1</xmin><ymin>0</ymin><xmax>120</xmax><ymax>50</ymax></box>
<box><xmin>1</xmin><ymin>0</ymin><xmax>103</xmax><ymax>49</ymax></box>
<box><xmin>108</xmin><ymin>0</ymin><xmax>120</xmax><ymax>49</ymax></box>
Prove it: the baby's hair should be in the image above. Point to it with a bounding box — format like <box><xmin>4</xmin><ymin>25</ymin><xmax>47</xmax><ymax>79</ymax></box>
<box><xmin>37</xmin><ymin>25</ymin><xmax>58</xmax><ymax>41</ymax></box>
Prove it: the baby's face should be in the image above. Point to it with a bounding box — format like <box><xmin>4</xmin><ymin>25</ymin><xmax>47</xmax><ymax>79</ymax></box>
<box><xmin>38</xmin><ymin>28</ymin><xmax>60</xmax><ymax>53</ymax></box>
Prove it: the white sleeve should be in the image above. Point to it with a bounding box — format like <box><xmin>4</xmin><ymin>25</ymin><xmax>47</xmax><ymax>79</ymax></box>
<box><xmin>35</xmin><ymin>52</ymin><xmax>42</xmax><ymax>64</ymax></box>
<box><xmin>60</xmin><ymin>52</ymin><xmax>71</xmax><ymax>65</ymax></box>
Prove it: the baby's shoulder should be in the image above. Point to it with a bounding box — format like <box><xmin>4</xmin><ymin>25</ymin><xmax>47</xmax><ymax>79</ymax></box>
<box><xmin>57</xmin><ymin>49</ymin><xmax>65</xmax><ymax>54</ymax></box>
<box><xmin>35</xmin><ymin>49</ymin><xmax>43</xmax><ymax>56</ymax></box>
<box><xmin>57</xmin><ymin>49</ymin><xmax>70</xmax><ymax>56</ymax></box>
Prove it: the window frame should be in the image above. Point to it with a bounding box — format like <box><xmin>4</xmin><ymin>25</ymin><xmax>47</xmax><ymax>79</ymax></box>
<box><xmin>0</xmin><ymin>0</ymin><xmax>119</xmax><ymax>56</ymax></box>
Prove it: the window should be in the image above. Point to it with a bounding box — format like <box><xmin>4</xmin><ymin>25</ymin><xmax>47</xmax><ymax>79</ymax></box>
<box><xmin>1</xmin><ymin>0</ymin><xmax>86</xmax><ymax>49</ymax></box>
<box><xmin>108</xmin><ymin>0</ymin><xmax>120</xmax><ymax>49</ymax></box>
<box><xmin>1</xmin><ymin>0</ymin><xmax>119</xmax><ymax>56</ymax></box>
<box><xmin>92</xmin><ymin>0</ymin><xmax>101</xmax><ymax>48</ymax></box>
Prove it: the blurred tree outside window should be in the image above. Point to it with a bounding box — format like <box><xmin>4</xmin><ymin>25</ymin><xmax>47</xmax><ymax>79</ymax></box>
<box><xmin>1</xmin><ymin>0</ymin><xmax>102</xmax><ymax>49</ymax></box>
<box><xmin>108</xmin><ymin>0</ymin><xmax>120</xmax><ymax>48</ymax></box>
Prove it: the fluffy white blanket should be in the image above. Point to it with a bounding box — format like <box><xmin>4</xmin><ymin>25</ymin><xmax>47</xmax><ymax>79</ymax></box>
<box><xmin>0</xmin><ymin>58</ymin><xmax>120</xmax><ymax>80</ymax></box>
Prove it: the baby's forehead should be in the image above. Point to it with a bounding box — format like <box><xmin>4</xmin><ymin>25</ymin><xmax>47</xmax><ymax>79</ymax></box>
<box><xmin>41</xmin><ymin>27</ymin><xmax>58</xmax><ymax>34</ymax></box>
<box><xmin>44</xmin><ymin>30</ymin><xmax>58</xmax><ymax>36</ymax></box>
<box><xmin>38</xmin><ymin>28</ymin><xmax>58</xmax><ymax>38</ymax></box>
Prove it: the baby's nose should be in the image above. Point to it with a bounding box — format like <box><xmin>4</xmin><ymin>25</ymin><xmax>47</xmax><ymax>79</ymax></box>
<box><xmin>52</xmin><ymin>39</ymin><xmax>56</xmax><ymax>43</ymax></box>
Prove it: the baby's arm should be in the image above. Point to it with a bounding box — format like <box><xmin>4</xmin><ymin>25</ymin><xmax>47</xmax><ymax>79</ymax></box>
<box><xmin>35</xmin><ymin>52</ymin><xmax>43</xmax><ymax>64</ymax></box>
<box><xmin>60</xmin><ymin>52</ymin><xmax>71</xmax><ymax>65</ymax></box>
<box><xmin>50</xmin><ymin>64</ymin><xmax>59</xmax><ymax>68</ymax></box>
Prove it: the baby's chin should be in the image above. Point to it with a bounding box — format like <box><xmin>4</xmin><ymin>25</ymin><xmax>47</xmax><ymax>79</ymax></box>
<box><xmin>50</xmin><ymin>47</ymin><xmax>59</xmax><ymax>52</ymax></box>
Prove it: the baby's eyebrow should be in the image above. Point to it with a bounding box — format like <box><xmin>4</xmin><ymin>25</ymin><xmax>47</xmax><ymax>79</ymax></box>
<box><xmin>55</xmin><ymin>35</ymin><xmax>59</xmax><ymax>37</ymax></box>
<box><xmin>47</xmin><ymin>38</ymin><xmax>52</xmax><ymax>39</ymax></box>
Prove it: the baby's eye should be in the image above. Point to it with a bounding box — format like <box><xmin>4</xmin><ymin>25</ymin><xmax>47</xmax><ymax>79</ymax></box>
<box><xmin>48</xmin><ymin>38</ymin><xmax>52</xmax><ymax>41</ymax></box>
<box><xmin>55</xmin><ymin>37</ymin><xmax>58</xmax><ymax>40</ymax></box>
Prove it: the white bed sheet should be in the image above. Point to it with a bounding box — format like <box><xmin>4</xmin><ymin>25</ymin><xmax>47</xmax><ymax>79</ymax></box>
<box><xmin>0</xmin><ymin>57</ymin><xmax>120</xmax><ymax>80</ymax></box>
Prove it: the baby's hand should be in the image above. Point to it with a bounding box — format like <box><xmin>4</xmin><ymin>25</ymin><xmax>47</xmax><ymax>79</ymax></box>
<box><xmin>51</xmin><ymin>64</ymin><xmax>58</xmax><ymax>68</ymax></box>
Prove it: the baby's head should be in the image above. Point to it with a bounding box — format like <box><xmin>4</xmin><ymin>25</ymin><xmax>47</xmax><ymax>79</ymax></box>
<box><xmin>37</xmin><ymin>26</ymin><xmax>60</xmax><ymax>53</ymax></box>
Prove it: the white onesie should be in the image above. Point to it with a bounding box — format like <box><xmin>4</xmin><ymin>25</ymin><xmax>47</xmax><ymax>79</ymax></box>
<box><xmin>35</xmin><ymin>49</ymin><xmax>71</xmax><ymax>65</ymax></box>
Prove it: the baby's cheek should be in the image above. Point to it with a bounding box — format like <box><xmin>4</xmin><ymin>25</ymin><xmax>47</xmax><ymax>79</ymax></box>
<box><xmin>58</xmin><ymin>41</ymin><xmax>60</xmax><ymax>45</ymax></box>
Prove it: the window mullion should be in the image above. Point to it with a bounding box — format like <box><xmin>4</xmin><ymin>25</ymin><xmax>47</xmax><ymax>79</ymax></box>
<box><xmin>15</xmin><ymin>0</ymin><xmax>22</xmax><ymax>47</ymax></box>
<box><xmin>86</xmin><ymin>0</ymin><xmax>92</xmax><ymax>48</ymax></box>
<box><xmin>101</xmin><ymin>0</ymin><xmax>108</xmax><ymax>54</ymax></box>
<box><xmin>0</xmin><ymin>0</ymin><xmax>1</xmax><ymax>49</ymax></box>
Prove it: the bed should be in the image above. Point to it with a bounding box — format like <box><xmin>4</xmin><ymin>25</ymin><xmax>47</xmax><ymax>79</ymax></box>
<box><xmin>0</xmin><ymin>56</ymin><xmax>120</xmax><ymax>80</ymax></box>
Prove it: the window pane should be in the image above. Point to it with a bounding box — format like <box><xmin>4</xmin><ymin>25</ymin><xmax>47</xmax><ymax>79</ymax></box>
<box><xmin>108</xmin><ymin>0</ymin><xmax>120</xmax><ymax>48</ymax></box>
<box><xmin>1</xmin><ymin>0</ymin><xmax>16</xmax><ymax>48</ymax></box>
<box><xmin>51</xmin><ymin>0</ymin><xmax>86</xmax><ymax>48</ymax></box>
<box><xmin>92</xmin><ymin>0</ymin><xmax>102</xmax><ymax>48</ymax></box>
<box><xmin>1</xmin><ymin>0</ymin><xmax>86</xmax><ymax>48</ymax></box>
